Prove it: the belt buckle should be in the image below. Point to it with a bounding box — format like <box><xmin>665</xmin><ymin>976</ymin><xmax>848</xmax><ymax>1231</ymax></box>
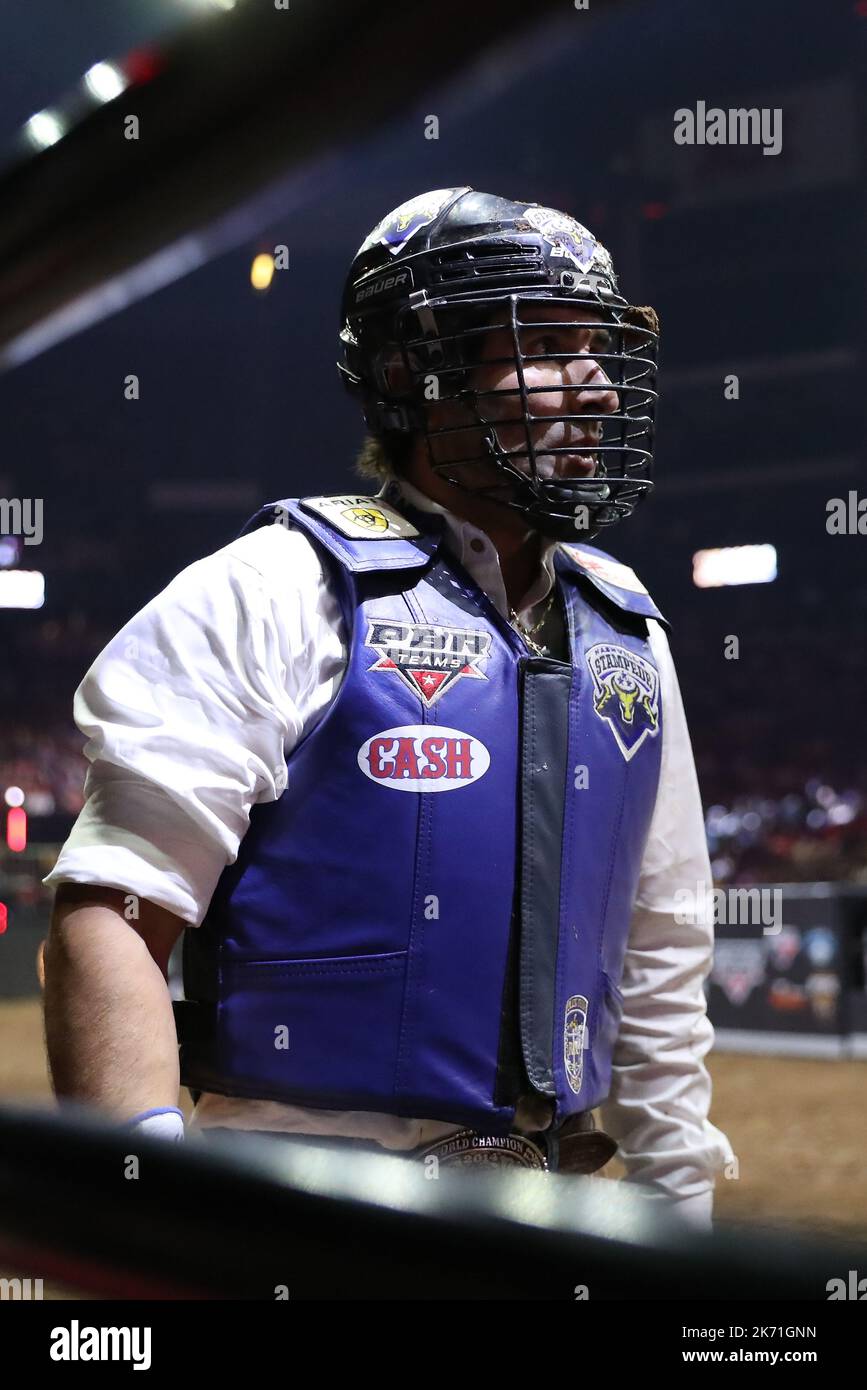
<box><xmin>418</xmin><ymin>1128</ymin><xmax>549</xmax><ymax>1172</ymax></box>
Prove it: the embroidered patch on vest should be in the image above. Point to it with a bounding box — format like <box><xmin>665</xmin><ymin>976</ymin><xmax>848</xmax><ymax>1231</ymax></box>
<box><xmin>357</xmin><ymin>725</ymin><xmax>490</xmax><ymax>791</ymax></box>
<box><xmin>586</xmin><ymin>642</ymin><xmax>660</xmax><ymax>762</ymax></box>
<box><xmin>566</xmin><ymin>548</ymin><xmax>648</xmax><ymax>595</ymax></box>
<box><xmin>564</xmin><ymin>994</ymin><xmax>589</xmax><ymax>1096</ymax></box>
<box><xmin>301</xmin><ymin>495</ymin><xmax>420</xmax><ymax>539</ymax></box>
<box><xmin>365</xmin><ymin>619</ymin><xmax>491</xmax><ymax>707</ymax></box>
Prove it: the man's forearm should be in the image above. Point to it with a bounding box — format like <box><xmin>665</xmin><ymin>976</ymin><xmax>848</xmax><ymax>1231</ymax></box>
<box><xmin>43</xmin><ymin>891</ymin><xmax>180</xmax><ymax>1118</ymax></box>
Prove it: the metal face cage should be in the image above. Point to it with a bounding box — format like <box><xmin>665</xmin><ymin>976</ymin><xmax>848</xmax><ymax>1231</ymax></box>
<box><xmin>384</xmin><ymin>290</ymin><xmax>658</xmax><ymax>539</ymax></box>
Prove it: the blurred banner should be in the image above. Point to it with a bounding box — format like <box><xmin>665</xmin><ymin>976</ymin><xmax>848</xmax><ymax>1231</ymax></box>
<box><xmin>708</xmin><ymin>884</ymin><xmax>867</xmax><ymax>1056</ymax></box>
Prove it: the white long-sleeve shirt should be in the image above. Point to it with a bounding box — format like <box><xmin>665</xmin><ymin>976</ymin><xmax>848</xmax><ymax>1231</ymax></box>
<box><xmin>44</xmin><ymin>478</ymin><xmax>733</xmax><ymax>1225</ymax></box>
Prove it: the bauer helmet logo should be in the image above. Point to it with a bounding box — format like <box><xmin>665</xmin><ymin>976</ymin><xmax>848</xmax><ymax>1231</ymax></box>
<box><xmin>354</xmin><ymin>269</ymin><xmax>410</xmax><ymax>304</ymax></box>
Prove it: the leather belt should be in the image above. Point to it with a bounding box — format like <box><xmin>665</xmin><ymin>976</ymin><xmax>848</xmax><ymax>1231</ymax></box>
<box><xmin>199</xmin><ymin>1112</ymin><xmax>618</xmax><ymax>1176</ymax></box>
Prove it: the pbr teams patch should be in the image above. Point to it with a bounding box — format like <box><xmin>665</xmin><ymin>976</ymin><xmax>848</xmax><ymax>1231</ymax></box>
<box><xmin>301</xmin><ymin>495</ymin><xmax>420</xmax><ymax>539</ymax></box>
<box><xmin>366</xmin><ymin>619</ymin><xmax>491</xmax><ymax>708</ymax></box>
<box><xmin>564</xmin><ymin>994</ymin><xmax>589</xmax><ymax>1096</ymax></box>
<box><xmin>586</xmin><ymin>642</ymin><xmax>660</xmax><ymax>762</ymax></box>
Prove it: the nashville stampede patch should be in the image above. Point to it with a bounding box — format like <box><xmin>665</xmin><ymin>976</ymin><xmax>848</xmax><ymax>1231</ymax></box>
<box><xmin>585</xmin><ymin>641</ymin><xmax>660</xmax><ymax>762</ymax></box>
<box><xmin>365</xmin><ymin>619</ymin><xmax>491</xmax><ymax>708</ymax></box>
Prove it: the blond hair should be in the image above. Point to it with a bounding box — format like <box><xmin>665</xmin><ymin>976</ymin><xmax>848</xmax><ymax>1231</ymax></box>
<box><xmin>353</xmin><ymin>432</ymin><xmax>415</xmax><ymax>483</ymax></box>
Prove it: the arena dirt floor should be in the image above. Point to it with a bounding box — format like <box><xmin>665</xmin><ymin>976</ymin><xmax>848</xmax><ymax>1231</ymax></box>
<box><xmin>2</xmin><ymin>996</ymin><xmax>866</xmax><ymax>1296</ymax></box>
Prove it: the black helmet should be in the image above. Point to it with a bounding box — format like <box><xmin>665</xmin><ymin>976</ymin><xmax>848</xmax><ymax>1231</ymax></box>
<box><xmin>337</xmin><ymin>187</ymin><xmax>659</xmax><ymax>542</ymax></box>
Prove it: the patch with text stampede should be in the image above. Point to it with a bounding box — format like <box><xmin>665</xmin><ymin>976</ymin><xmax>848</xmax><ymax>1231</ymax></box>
<box><xmin>586</xmin><ymin>641</ymin><xmax>660</xmax><ymax>762</ymax></box>
<box><xmin>366</xmin><ymin>619</ymin><xmax>491</xmax><ymax>708</ymax></box>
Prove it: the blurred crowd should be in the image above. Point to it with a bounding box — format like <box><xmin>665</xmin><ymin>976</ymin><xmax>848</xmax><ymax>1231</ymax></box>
<box><xmin>2</xmin><ymin>728</ymin><xmax>866</xmax><ymax>888</ymax></box>
<box><xmin>703</xmin><ymin>784</ymin><xmax>867</xmax><ymax>886</ymax></box>
<box><xmin>1</xmin><ymin>611</ymin><xmax>866</xmax><ymax>887</ymax></box>
<box><xmin>0</xmin><ymin>721</ymin><xmax>88</xmax><ymax>818</ymax></box>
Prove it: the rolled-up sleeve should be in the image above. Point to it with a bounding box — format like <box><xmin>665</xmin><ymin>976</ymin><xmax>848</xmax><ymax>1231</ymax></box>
<box><xmin>599</xmin><ymin>619</ymin><xmax>735</xmax><ymax>1226</ymax></box>
<box><xmin>43</xmin><ymin>524</ymin><xmax>345</xmax><ymax>926</ymax></box>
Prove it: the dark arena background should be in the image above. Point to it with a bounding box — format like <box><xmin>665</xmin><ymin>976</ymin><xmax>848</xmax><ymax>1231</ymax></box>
<box><xmin>0</xmin><ymin>0</ymin><xmax>866</xmax><ymax>1327</ymax></box>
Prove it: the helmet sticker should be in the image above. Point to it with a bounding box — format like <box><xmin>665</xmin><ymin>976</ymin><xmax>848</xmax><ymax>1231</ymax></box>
<box><xmin>358</xmin><ymin>189</ymin><xmax>462</xmax><ymax>259</ymax></box>
<box><xmin>524</xmin><ymin>206</ymin><xmax>614</xmax><ymax>278</ymax></box>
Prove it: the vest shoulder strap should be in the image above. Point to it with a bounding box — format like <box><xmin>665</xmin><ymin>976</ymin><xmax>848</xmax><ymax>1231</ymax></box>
<box><xmin>557</xmin><ymin>542</ymin><xmax>669</xmax><ymax>629</ymax></box>
<box><xmin>237</xmin><ymin>494</ymin><xmax>441</xmax><ymax>574</ymax></box>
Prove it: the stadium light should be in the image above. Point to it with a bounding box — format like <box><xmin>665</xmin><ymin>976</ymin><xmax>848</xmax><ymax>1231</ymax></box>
<box><xmin>0</xmin><ymin>571</ymin><xmax>45</xmax><ymax>608</ymax></box>
<box><xmin>250</xmin><ymin>253</ymin><xmax>275</xmax><ymax>291</ymax></box>
<box><xmin>692</xmin><ymin>545</ymin><xmax>777</xmax><ymax>589</ymax></box>
<box><xmin>84</xmin><ymin>62</ymin><xmax>129</xmax><ymax>103</ymax></box>
<box><xmin>6</xmin><ymin>807</ymin><xmax>27</xmax><ymax>853</ymax></box>
<box><xmin>25</xmin><ymin>110</ymin><xmax>64</xmax><ymax>150</ymax></box>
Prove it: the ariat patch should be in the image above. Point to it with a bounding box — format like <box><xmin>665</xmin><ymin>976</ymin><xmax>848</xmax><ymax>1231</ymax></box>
<box><xmin>566</xmin><ymin>548</ymin><xmax>648</xmax><ymax>595</ymax></box>
<box><xmin>586</xmin><ymin>642</ymin><xmax>660</xmax><ymax>761</ymax></box>
<box><xmin>564</xmin><ymin>994</ymin><xmax>589</xmax><ymax>1096</ymax></box>
<box><xmin>301</xmin><ymin>495</ymin><xmax>420</xmax><ymax>539</ymax></box>
<box><xmin>366</xmin><ymin>619</ymin><xmax>491</xmax><ymax>707</ymax></box>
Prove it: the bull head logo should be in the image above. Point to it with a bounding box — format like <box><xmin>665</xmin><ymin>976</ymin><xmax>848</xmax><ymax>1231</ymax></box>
<box><xmin>595</xmin><ymin>674</ymin><xmax>641</xmax><ymax>724</ymax></box>
<box><xmin>612</xmin><ymin>673</ymin><xmax>639</xmax><ymax>724</ymax></box>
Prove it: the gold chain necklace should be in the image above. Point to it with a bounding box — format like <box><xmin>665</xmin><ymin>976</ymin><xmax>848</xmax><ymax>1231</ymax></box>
<box><xmin>509</xmin><ymin>589</ymin><xmax>556</xmax><ymax>657</ymax></box>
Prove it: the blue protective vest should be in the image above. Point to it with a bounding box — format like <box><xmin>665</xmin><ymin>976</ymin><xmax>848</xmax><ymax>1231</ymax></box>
<box><xmin>176</xmin><ymin>492</ymin><xmax>669</xmax><ymax>1134</ymax></box>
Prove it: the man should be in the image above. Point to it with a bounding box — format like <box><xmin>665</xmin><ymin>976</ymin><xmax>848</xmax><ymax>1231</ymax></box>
<box><xmin>43</xmin><ymin>187</ymin><xmax>732</xmax><ymax>1226</ymax></box>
